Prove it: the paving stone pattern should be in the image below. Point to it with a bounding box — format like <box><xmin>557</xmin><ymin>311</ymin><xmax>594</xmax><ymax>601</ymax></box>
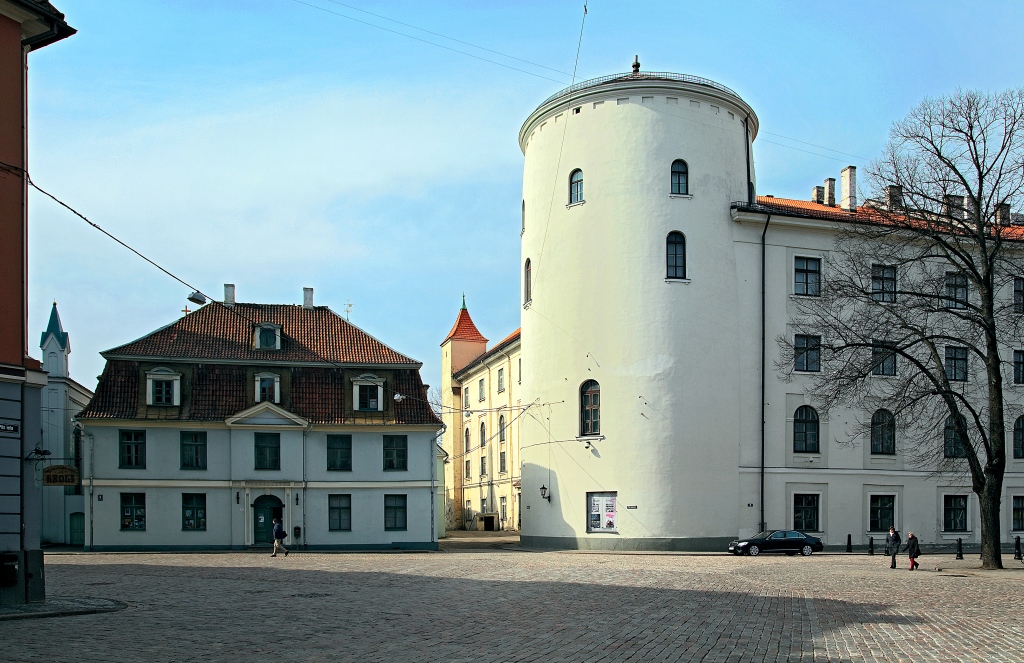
<box><xmin>6</xmin><ymin>550</ymin><xmax>1024</xmax><ymax>662</ymax></box>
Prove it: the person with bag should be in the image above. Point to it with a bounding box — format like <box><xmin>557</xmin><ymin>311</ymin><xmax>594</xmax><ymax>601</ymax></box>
<box><xmin>903</xmin><ymin>531</ymin><xmax>921</xmax><ymax>570</ymax></box>
<box><xmin>271</xmin><ymin>517</ymin><xmax>289</xmax><ymax>557</ymax></box>
<box><xmin>885</xmin><ymin>526</ymin><xmax>901</xmax><ymax>569</ymax></box>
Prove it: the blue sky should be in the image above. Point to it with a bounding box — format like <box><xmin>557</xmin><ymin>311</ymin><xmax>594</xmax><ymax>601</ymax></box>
<box><xmin>26</xmin><ymin>0</ymin><xmax>1024</xmax><ymax>391</ymax></box>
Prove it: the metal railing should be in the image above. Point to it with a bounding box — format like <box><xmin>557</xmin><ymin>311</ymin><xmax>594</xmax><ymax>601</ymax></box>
<box><xmin>539</xmin><ymin>71</ymin><xmax>742</xmax><ymax>109</ymax></box>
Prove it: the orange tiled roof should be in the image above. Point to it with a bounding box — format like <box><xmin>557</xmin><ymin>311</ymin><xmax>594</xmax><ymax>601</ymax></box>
<box><xmin>442</xmin><ymin>307</ymin><xmax>487</xmax><ymax>344</ymax></box>
<box><xmin>103</xmin><ymin>303</ymin><xmax>418</xmax><ymax>366</ymax></box>
<box><xmin>453</xmin><ymin>328</ymin><xmax>520</xmax><ymax>379</ymax></box>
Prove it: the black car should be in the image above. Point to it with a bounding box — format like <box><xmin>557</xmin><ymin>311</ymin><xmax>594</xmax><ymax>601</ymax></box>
<box><xmin>728</xmin><ymin>530</ymin><xmax>824</xmax><ymax>556</ymax></box>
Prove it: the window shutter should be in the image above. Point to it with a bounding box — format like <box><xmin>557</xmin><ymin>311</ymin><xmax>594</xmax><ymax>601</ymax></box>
<box><xmin>377</xmin><ymin>385</ymin><xmax>384</xmax><ymax>411</ymax></box>
<box><xmin>255</xmin><ymin>375</ymin><xmax>261</xmax><ymax>403</ymax></box>
<box><xmin>274</xmin><ymin>376</ymin><xmax>281</xmax><ymax>404</ymax></box>
<box><xmin>173</xmin><ymin>377</ymin><xmax>181</xmax><ymax>406</ymax></box>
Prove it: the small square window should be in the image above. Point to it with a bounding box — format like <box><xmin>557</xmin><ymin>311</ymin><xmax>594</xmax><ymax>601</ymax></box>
<box><xmin>358</xmin><ymin>384</ymin><xmax>380</xmax><ymax>411</ymax></box>
<box><xmin>794</xmin><ymin>258</ymin><xmax>821</xmax><ymax>296</ymax></box>
<box><xmin>259</xmin><ymin>377</ymin><xmax>276</xmax><ymax>403</ymax></box>
<box><xmin>152</xmin><ymin>380</ymin><xmax>174</xmax><ymax>405</ymax></box>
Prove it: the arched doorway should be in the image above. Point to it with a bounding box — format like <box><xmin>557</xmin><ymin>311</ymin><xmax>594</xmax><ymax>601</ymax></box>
<box><xmin>253</xmin><ymin>495</ymin><xmax>283</xmax><ymax>545</ymax></box>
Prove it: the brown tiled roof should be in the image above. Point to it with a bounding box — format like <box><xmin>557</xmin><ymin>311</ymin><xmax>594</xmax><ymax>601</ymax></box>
<box><xmin>453</xmin><ymin>328</ymin><xmax>520</xmax><ymax>380</ymax></box>
<box><xmin>442</xmin><ymin>307</ymin><xmax>487</xmax><ymax>344</ymax></box>
<box><xmin>78</xmin><ymin>360</ymin><xmax>441</xmax><ymax>426</ymax></box>
<box><xmin>104</xmin><ymin>303</ymin><xmax>418</xmax><ymax>366</ymax></box>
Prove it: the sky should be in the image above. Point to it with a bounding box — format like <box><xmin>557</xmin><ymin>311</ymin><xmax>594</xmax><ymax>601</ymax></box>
<box><xmin>25</xmin><ymin>0</ymin><xmax>1024</xmax><ymax>392</ymax></box>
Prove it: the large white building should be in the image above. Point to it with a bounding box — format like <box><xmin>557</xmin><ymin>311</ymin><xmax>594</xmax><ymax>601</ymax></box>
<box><xmin>78</xmin><ymin>286</ymin><xmax>444</xmax><ymax>551</ymax></box>
<box><xmin>517</xmin><ymin>65</ymin><xmax>1024</xmax><ymax>550</ymax></box>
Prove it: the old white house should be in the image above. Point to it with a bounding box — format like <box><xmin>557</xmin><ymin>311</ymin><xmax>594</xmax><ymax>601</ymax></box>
<box><xmin>78</xmin><ymin>286</ymin><xmax>443</xmax><ymax>551</ymax></box>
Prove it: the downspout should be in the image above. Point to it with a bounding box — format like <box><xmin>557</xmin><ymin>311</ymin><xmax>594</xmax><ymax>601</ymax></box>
<box><xmin>760</xmin><ymin>212</ymin><xmax>772</xmax><ymax>533</ymax></box>
<box><xmin>744</xmin><ymin>115</ymin><xmax>753</xmax><ymax>204</ymax></box>
<box><xmin>86</xmin><ymin>431</ymin><xmax>94</xmax><ymax>551</ymax></box>
<box><xmin>21</xmin><ymin>20</ymin><xmax>59</xmax><ymax>51</ymax></box>
<box><xmin>302</xmin><ymin>422</ymin><xmax>311</xmax><ymax>551</ymax></box>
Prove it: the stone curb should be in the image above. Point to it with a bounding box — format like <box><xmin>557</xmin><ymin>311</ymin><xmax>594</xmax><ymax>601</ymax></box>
<box><xmin>0</xmin><ymin>597</ymin><xmax>127</xmax><ymax>621</ymax></box>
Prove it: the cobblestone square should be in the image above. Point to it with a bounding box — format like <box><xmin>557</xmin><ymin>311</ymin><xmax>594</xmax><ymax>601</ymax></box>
<box><xmin>5</xmin><ymin>546</ymin><xmax>1024</xmax><ymax>662</ymax></box>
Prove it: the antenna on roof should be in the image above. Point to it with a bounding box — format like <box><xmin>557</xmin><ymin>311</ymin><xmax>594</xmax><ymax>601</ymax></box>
<box><xmin>344</xmin><ymin>300</ymin><xmax>352</xmax><ymax>321</ymax></box>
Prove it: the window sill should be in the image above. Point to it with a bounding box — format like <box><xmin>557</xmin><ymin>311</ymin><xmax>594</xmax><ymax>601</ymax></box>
<box><xmin>118</xmin><ymin>467</ymin><xmax>147</xmax><ymax>470</ymax></box>
<box><xmin>566</xmin><ymin>200</ymin><xmax>586</xmax><ymax>209</ymax></box>
<box><xmin>577</xmin><ymin>435</ymin><xmax>605</xmax><ymax>442</ymax></box>
<box><xmin>328</xmin><ymin>529</ymin><xmax>353</xmax><ymax>533</ymax></box>
<box><xmin>940</xmin><ymin>532</ymin><xmax>971</xmax><ymax>539</ymax></box>
<box><xmin>793</xmin><ymin>370</ymin><xmax>821</xmax><ymax>375</ymax></box>
<box><xmin>326</xmin><ymin>468</ymin><xmax>353</xmax><ymax>472</ymax></box>
<box><xmin>179</xmin><ymin>467</ymin><xmax>208</xmax><ymax>471</ymax></box>
<box><xmin>497</xmin><ymin>388</ymin><xmax>505</xmax><ymax>393</ymax></box>
<box><xmin>254</xmin><ymin>468</ymin><xmax>281</xmax><ymax>471</ymax></box>
<box><xmin>181</xmin><ymin>529</ymin><xmax>207</xmax><ymax>533</ymax></box>
<box><xmin>668</xmin><ymin>194</ymin><xmax>693</xmax><ymax>199</ymax></box>
<box><xmin>789</xmin><ymin>294</ymin><xmax>822</xmax><ymax>300</ymax></box>
<box><xmin>586</xmin><ymin>530</ymin><xmax>619</xmax><ymax>534</ymax></box>
<box><xmin>383</xmin><ymin>469</ymin><xmax>409</xmax><ymax>472</ymax></box>
<box><xmin>665</xmin><ymin>278</ymin><xmax>691</xmax><ymax>284</ymax></box>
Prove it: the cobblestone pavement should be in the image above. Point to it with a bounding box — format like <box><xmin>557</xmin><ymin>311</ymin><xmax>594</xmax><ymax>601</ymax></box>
<box><xmin>5</xmin><ymin>549</ymin><xmax>1024</xmax><ymax>662</ymax></box>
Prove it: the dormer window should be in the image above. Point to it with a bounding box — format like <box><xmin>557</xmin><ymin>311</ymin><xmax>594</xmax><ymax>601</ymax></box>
<box><xmin>254</xmin><ymin>324</ymin><xmax>281</xmax><ymax>350</ymax></box>
<box><xmin>353</xmin><ymin>374</ymin><xmax>384</xmax><ymax>412</ymax></box>
<box><xmin>146</xmin><ymin>367</ymin><xmax>181</xmax><ymax>406</ymax></box>
<box><xmin>255</xmin><ymin>372</ymin><xmax>280</xmax><ymax>404</ymax></box>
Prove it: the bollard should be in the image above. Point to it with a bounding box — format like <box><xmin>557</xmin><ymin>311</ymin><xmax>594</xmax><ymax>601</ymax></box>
<box><xmin>846</xmin><ymin>533</ymin><xmax>852</xmax><ymax>553</ymax></box>
<box><xmin>1014</xmin><ymin>536</ymin><xmax>1022</xmax><ymax>561</ymax></box>
<box><xmin>868</xmin><ymin>536</ymin><xmax>874</xmax><ymax>555</ymax></box>
<box><xmin>955</xmin><ymin>537</ymin><xmax>964</xmax><ymax>560</ymax></box>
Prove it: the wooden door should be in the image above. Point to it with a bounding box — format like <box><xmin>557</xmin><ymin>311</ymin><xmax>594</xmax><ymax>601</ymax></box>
<box><xmin>69</xmin><ymin>512</ymin><xmax>84</xmax><ymax>546</ymax></box>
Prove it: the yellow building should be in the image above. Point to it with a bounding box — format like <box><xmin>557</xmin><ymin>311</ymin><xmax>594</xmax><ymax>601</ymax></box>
<box><xmin>440</xmin><ymin>300</ymin><xmax>521</xmax><ymax>531</ymax></box>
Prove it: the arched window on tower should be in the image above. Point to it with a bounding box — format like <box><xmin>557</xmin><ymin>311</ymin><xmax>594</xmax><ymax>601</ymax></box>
<box><xmin>499</xmin><ymin>415</ymin><xmax>506</xmax><ymax>443</ymax></box>
<box><xmin>870</xmin><ymin>409</ymin><xmax>896</xmax><ymax>455</ymax></box>
<box><xmin>666</xmin><ymin>232</ymin><xmax>686</xmax><ymax>279</ymax></box>
<box><xmin>580</xmin><ymin>380</ymin><xmax>601</xmax><ymax>436</ymax></box>
<box><xmin>524</xmin><ymin>259</ymin><xmax>532</xmax><ymax>306</ymax></box>
<box><xmin>569</xmin><ymin>169</ymin><xmax>584</xmax><ymax>204</ymax></box>
<box><xmin>671</xmin><ymin>160</ymin><xmax>689</xmax><ymax>195</ymax></box>
<box><xmin>793</xmin><ymin>406</ymin><xmax>819</xmax><ymax>453</ymax></box>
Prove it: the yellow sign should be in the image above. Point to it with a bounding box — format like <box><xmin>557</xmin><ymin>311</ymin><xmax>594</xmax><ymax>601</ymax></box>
<box><xmin>43</xmin><ymin>465</ymin><xmax>79</xmax><ymax>487</ymax></box>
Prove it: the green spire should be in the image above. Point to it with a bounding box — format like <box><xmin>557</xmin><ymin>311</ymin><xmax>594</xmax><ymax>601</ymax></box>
<box><xmin>461</xmin><ymin>293</ymin><xmax>467</xmax><ymax>310</ymax></box>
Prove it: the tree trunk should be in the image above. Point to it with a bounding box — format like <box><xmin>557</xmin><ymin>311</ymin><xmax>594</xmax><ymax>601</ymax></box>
<box><xmin>977</xmin><ymin>474</ymin><xmax>1004</xmax><ymax>569</ymax></box>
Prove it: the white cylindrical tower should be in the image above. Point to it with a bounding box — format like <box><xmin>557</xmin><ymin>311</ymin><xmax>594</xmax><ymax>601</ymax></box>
<box><xmin>519</xmin><ymin>67</ymin><xmax>758</xmax><ymax>549</ymax></box>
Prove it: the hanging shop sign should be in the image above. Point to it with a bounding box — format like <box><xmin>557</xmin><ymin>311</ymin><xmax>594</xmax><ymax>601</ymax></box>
<box><xmin>43</xmin><ymin>465</ymin><xmax>79</xmax><ymax>486</ymax></box>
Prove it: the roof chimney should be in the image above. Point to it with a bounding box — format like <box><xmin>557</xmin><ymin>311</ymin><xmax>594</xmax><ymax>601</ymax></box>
<box><xmin>811</xmin><ymin>186</ymin><xmax>824</xmax><ymax>205</ymax></box>
<box><xmin>224</xmin><ymin>284</ymin><xmax>235</xmax><ymax>307</ymax></box>
<box><xmin>886</xmin><ymin>185</ymin><xmax>904</xmax><ymax>211</ymax></box>
<box><xmin>996</xmin><ymin>203</ymin><xmax>1011</xmax><ymax>226</ymax></box>
<box><xmin>943</xmin><ymin>195</ymin><xmax>965</xmax><ymax>220</ymax></box>
<box><xmin>823</xmin><ymin>178</ymin><xmax>836</xmax><ymax>206</ymax></box>
<box><xmin>303</xmin><ymin>287</ymin><xmax>314</xmax><ymax>309</ymax></box>
<box><xmin>840</xmin><ymin>166</ymin><xmax>857</xmax><ymax>212</ymax></box>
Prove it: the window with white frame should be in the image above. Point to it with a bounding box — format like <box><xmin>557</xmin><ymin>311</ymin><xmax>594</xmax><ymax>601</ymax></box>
<box><xmin>794</xmin><ymin>257</ymin><xmax>821</xmax><ymax>296</ymax></box>
<box><xmin>255</xmin><ymin>372</ymin><xmax>280</xmax><ymax>404</ymax></box>
<box><xmin>478</xmin><ymin>378</ymin><xmax>485</xmax><ymax>402</ymax></box>
<box><xmin>497</xmin><ymin>367</ymin><xmax>505</xmax><ymax>392</ymax></box>
<box><xmin>254</xmin><ymin>324</ymin><xmax>281</xmax><ymax>350</ymax></box>
<box><xmin>146</xmin><ymin>367</ymin><xmax>181</xmax><ymax>406</ymax></box>
<box><xmin>353</xmin><ymin>374</ymin><xmax>384</xmax><ymax>412</ymax></box>
<box><xmin>463</xmin><ymin>388</ymin><xmax>469</xmax><ymax>410</ymax></box>
<box><xmin>587</xmin><ymin>491</ymin><xmax>617</xmax><ymax>532</ymax></box>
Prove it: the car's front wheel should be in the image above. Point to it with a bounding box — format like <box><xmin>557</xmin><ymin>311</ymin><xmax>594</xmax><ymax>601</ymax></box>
<box><xmin>748</xmin><ymin>545</ymin><xmax>760</xmax><ymax>556</ymax></box>
<box><xmin>801</xmin><ymin>545</ymin><xmax>813</xmax><ymax>556</ymax></box>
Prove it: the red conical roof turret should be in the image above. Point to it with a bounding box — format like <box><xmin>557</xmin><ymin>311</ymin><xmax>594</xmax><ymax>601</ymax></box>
<box><xmin>442</xmin><ymin>295</ymin><xmax>487</xmax><ymax>344</ymax></box>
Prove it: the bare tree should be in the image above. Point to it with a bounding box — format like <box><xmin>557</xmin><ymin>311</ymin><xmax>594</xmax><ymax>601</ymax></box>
<box><xmin>779</xmin><ymin>89</ymin><xmax>1024</xmax><ymax>569</ymax></box>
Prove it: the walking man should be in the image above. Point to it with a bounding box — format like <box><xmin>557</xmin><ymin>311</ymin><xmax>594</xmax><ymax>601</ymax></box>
<box><xmin>271</xmin><ymin>518</ymin><xmax>289</xmax><ymax>557</ymax></box>
<box><xmin>904</xmin><ymin>531</ymin><xmax>921</xmax><ymax>570</ymax></box>
<box><xmin>885</xmin><ymin>526</ymin><xmax>901</xmax><ymax>569</ymax></box>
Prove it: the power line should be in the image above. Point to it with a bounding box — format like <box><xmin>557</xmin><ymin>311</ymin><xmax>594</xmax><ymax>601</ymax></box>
<box><xmin>318</xmin><ymin>0</ymin><xmax>573</xmax><ymax>77</ymax></box>
<box><xmin>288</xmin><ymin>0</ymin><xmax>568</xmax><ymax>84</ymax></box>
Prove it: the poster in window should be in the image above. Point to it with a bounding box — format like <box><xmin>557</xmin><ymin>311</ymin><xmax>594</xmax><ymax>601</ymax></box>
<box><xmin>588</xmin><ymin>492</ymin><xmax>617</xmax><ymax>532</ymax></box>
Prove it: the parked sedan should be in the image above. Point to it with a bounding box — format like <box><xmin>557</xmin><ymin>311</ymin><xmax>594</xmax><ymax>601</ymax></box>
<box><xmin>728</xmin><ymin>530</ymin><xmax>824</xmax><ymax>556</ymax></box>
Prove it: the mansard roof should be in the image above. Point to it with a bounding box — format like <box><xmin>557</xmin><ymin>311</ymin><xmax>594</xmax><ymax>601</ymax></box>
<box><xmin>78</xmin><ymin>360</ymin><xmax>440</xmax><ymax>426</ymax></box>
<box><xmin>40</xmin><ymin>302</ymin><xmax>69</xmax><ymax>351</ymax></box>
<box><xmin>103</xmin><ymin>303</ymin><xmax>419</xmax><ymax>367</ymax></box>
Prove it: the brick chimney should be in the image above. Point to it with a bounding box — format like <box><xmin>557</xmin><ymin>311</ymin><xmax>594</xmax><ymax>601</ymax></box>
<box><xmin>943</xmin><ymin>195</ymin><xmax>965</xmax><ymax>220</ymax></box>
<box><xmin>996</xmin><ymin>203</ymin><xmax>1011</xmax><ymax>226</ymax></box>
<box><xmin>840</xmin><ymin>166</ymin><xmax>857</xmax><ymax>212</ymax></box>
<box><xmin>303</xmin><ymin>287</ymin><xmax>314</xmax><ymax>309</ymax></box>
<box><xmin>886</xmin><ymin>185</ymin><xmax>904</xmax><ymax>211</ymax></box>
<box><xmin>224</xmin><ymin>284</ymin><xmax>236</xmax><ymax>307</ymax></box>
<box><xmin>823</xmin><ymin>178</ymin><xmax>836</xmax><ymax>206</ymax></box>
<box><xmin>811</xmin><ymin>186</ymin><xmax>824</xmax><ymax>204</ymax></box>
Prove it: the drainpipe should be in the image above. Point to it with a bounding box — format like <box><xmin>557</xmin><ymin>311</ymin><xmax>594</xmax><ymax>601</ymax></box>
<box><xmin>302</xmin><ymin>422</ymin><xmax>311</xmax><ymax>551</ymax></box>
<box><xmin>744</xmin><ymin>115</ymin><xmax>754</xmax><ymax>204</ymax></box>
<box><xmin>86</xmin><ymin>431</ymin><xmax>94</xmax><ymax>551</ymax></box>
<box><xmin>760</xmin><ymin>212</ymin><xmax>772</xmax><ymax>533</ymax></box>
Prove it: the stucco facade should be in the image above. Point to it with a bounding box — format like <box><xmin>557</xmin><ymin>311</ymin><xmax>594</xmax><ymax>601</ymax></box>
<box><xmin>440</xmin><ymin>303</ymin><xmax>521</xmax><ymax>531</ymax></box>
<box><xmin>516</xmin><ymin>68</ymin><xmax>1024</xmax><ymax>550</ymax></box>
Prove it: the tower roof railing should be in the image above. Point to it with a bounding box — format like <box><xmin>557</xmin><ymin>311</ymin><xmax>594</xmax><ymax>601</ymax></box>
<box><xmin>538</xmin><ymin>71</ymin><xmax>742</xmax><ymax>108</ymax></box>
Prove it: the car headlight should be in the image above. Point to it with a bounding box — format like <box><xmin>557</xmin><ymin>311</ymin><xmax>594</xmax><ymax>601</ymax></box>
<box><xmin>737</xmin><ymin>542</ymin><xmax>748</xmax><ymax>547</ymax></box>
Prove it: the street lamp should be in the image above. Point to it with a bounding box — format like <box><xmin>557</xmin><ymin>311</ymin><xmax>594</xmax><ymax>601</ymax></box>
<box><xmin>539</xmin><ymin>484</ymin><xmax>551</xmax><ymax>501</ymax></box>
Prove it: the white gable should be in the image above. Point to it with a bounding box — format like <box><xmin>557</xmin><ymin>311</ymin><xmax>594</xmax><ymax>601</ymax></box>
<box><xmin>226</xmin><ymin>402</ymin><xmax>307</xmax><ymax>428</ymax></box>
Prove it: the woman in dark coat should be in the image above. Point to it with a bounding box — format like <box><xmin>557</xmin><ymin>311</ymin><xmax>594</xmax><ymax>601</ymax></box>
<box><xmin>903</xmin><ymin>531</ymin><xmax>921</xmax><ymax>570</ymax></box>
